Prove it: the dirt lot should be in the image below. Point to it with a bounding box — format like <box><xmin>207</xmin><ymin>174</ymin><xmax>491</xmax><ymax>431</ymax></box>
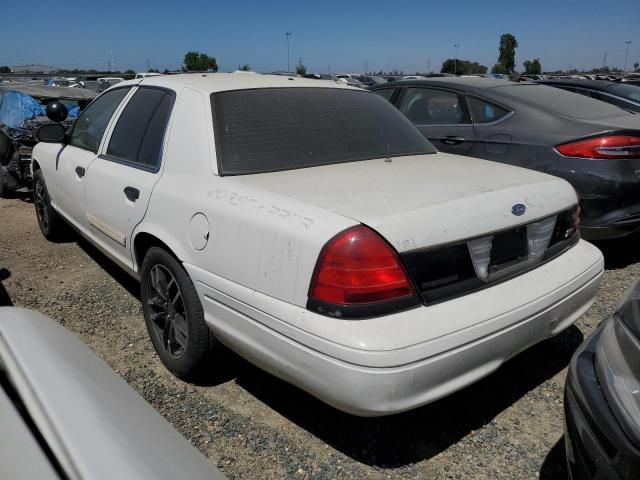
<box><xmin>1</xmin><ymin>194</ymin><xmax>639</xmax><ymax>480</ymax></box>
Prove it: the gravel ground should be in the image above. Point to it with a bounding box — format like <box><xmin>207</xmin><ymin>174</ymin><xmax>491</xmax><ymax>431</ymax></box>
<box><xmin>1</xmin><ymin>194</ymin><xmax>639</xmax><ymax>479</ymax></box>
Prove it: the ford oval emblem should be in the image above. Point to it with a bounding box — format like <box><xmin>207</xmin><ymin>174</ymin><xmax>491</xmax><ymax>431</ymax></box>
<box><xmin>511</xmin><ymin>204</ymin><xmax>526</xmax><ymax>216</ymax></box>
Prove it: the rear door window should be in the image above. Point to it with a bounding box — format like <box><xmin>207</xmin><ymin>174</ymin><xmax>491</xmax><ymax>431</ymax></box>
<box><xmin>69</xmin><ymin>88</ymin><xmax>130</xmax><ymax>153</ymax></box>
<box><xmin>398</xmin><ymin>88</ymin><xmax>470</xmax><ymax>125</ymax></box>
<box><xmin>105</xmin><ymin>88</ymin><xmax>174</xmax><ymax>170</ymax></box>
<box><xmin>467</xmin><ymin>97</ymin><xmax>510</xmax><ymax>123</ymax></box>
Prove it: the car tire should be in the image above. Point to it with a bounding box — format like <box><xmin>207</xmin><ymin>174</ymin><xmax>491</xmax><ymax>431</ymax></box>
<box><xmin>0</xmin><ymin>169</ymin><xmax>5</xmax><ymax>199</ymax></box>
<box><xmin>140</xmin><ymin>247</ymin><xmax>214</xmax><ymax>379</ymax></box>
<box><xmin>33</xmin><ymin>169</ymin><xmax>69</xmax><ymax>241</ymax></box>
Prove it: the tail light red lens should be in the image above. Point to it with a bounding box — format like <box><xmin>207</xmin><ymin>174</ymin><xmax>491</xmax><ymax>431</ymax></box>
<box><xmin>309</xmin><ymin>225</ymin><xmax>415</xmax><ymax>305</ymax></box>
<box><xmin>556</xmin><ymin>135</ymin><xmax>640</xmax><ymax>159</ymax></box>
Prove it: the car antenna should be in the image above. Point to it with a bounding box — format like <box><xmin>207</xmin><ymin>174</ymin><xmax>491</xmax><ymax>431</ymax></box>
<box><xmin>385</xmin><ymin>143</ymin><xmax>392</xmax><ymax>162</ymax></box>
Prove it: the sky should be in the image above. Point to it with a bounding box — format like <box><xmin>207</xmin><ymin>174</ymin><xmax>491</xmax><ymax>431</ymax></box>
<box><xmin>3</xmin><ymin>0</ymin><xmax>639</xmax><ymax>74</ymax></box>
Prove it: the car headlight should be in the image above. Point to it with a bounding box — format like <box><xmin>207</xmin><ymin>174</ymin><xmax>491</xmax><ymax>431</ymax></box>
<box><xmin>594</xmin><ymin>316</ymin><xmax>640</xmax><ymax>444</ymax></box>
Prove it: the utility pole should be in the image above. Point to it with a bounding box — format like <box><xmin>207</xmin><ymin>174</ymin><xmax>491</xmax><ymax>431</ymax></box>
<box><xmin>454</xmin><ymin>43</ymin><xmax>459</xmax><ymax>75</ymax></box>
<box><xmin>285</xmin><ymin>32</ymin><xmax>292</xmax><ymax>72</ymax></box>
<box><xmin>603</xmin><ymin>50</ymin><xmax>607</xmax><ymax>67</ymax></box>
<box><xmin>147</xmin><ymin>59</ymin><xmax>150</xmax><ymax>71</ymax></box>
<box><xmin>624</xmin><ymin>41</ymin><xmax>632</xmax><ymax>72</ymax></box>
<box><xmin>427</xmin><ymin>57</ymin><xmax>430</xmax><ymax>73</ymax></box>
<box><xmin>364</xmin><ymin>60</ymin><xmax>369</xmax><ymax>74</ymax></box>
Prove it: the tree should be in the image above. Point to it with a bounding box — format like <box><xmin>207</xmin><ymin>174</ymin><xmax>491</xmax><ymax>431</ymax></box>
<box><xmin>183</xmin><ymin>51</ymin><xmax>219</xmax><ymax>72</ymax></box>
<box><xmin>492</xmin><ymin>63</ymin><xmax>508</xmax><ymax>74</ymax></box>
<box><xmin>0</xmin><ymin>66</ymin><xmax>10</xmax><ymax>73</ymax></box>
<box><xmin>634</xmin><ymin>62</ymin><xmax>639</xmax><ymax>72</ymax></box>
<box><xmin>441</xmin><ymin>59</ymin><xmax>488</xmax><ymax>75</ymax></box>
<box><xmin>238</xmin><ymin>64</ymin><xmax>251</xmax><ymax>71</ymax></box>
<box><xmin>124</xmin><ymin>69</ymin><xmax>135</xmax><ymax>75</ymax></box>
<box><xmin>523</xmin><ymin>58</ymin><xmax>542</xmax><ymax>75</ymax></box>
<box><xmin>498</xmin><ymin>33</ymin><xmax>518</xmax><ymax>73</ymax></box>
<box><xmin>149</xmin><ymin>68</ymin><xmax>160</xmax><ymax>73</ymax></box>
<box><xmin>296</xmin><ymin>62</ymin><xmax>307</xmax><ymax>76</ymax></box>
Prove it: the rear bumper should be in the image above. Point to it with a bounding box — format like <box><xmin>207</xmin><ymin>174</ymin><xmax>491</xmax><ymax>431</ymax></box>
<box><xmin>548</xmin><ymin>156</ymin><xmax>640</xmax><ymax>240</ymax></box>
<box><xmin>580</xmin><ymin>215</ymin><xmax>640</xmax><ymax>241</ymax></box>
<box><xmin>187</xmin><ymin>240</ymin><xmax>603</xmax><ymax>416</ymax></box>
<box><xmin>564</xmin><ymin>318</ymin><xmax>640</xmax><ymax>479</ymax></box>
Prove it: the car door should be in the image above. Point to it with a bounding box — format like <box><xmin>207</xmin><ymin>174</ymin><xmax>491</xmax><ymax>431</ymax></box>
<box><xmin>52</xmin><ymin>87</ymin><xmax>131</xmax><ymax>231</ymax></box>
<box><xmin>466</xmin><ymin>95</ymin><xmax>514</xmax><ymax>159</ymax></box>
<box><xmin>84</xmin><ymin>87</ymin><xmax>174</xmax><ymax>268</ymax></box>
<box><xmin>396</xmin><ymin>87</ymin><xmax>475</xmax><ymax>154</ymax></box>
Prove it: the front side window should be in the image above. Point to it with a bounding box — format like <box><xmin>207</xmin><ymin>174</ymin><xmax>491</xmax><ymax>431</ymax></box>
<box><xmin>69</xmin><ymin>88</ymin><xmax>130</xmax><ymax>153</ymax></box>
<box><xmin>399</xmin><ymin>88</ymin><xmax>468</xmax><ymax>125</ymax></box>
<box><xmin>106</xmin><ymin>88</ymin><xmax>173</xmax><ymax>170</ymax></box>
<box><xmin>467</xmin><ymin>97</ymin><xmax>510</xmax><ymax>124</ymax></box>
<box><xmin>212</xmin><ymin>88</ymin><xmax>435</xmax><ymax>175</ymax></box>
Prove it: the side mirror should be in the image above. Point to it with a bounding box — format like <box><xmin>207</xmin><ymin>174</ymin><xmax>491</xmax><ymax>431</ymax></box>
<box><xmin>36</xmin><ymin>124</ymin><xmax>66</xmax><ymax>143</ymax></box>
<box><xmin>45</xmin><ymin>101</ymin><xmax>68</xmax><ymax>122</ymax></box>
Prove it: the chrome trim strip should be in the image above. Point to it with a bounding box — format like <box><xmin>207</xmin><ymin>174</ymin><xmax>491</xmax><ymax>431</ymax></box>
<box><xmin>87</xmin><ymin>213</ymin><xmax>126</xmax><ymax>247</ymax></box>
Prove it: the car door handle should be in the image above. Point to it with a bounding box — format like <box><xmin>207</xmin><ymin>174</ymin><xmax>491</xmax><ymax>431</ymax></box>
<box><xmin>75</xmin><ymin>166</ymin><xmax>86</xmax><ymax>178</ymax></box>
<box><xmin>124</xmin><ymin>187</ymin><xmax>140</xmax><ymax>202</ymax></box>
<box><xmin>438</xmin><ymin>136</ymin><xmax>465</xmax><ymax>145</ymax></box>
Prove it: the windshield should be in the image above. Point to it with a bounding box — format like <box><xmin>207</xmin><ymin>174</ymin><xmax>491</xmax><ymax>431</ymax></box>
<box><xmin>607</xmin><ymin>83</ymin><xmax>640</xmax><ymax>103</ymax></box>
<box><xmin>211</xmin><ymin>87</ymin><xmax>435</xmax><ymax>175</ymax></box>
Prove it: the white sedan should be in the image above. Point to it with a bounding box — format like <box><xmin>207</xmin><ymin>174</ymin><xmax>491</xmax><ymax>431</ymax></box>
<box><xmin>32</xmin><ymin>74</ymin><xmax>603</xmax><ymax>416</ymax></box>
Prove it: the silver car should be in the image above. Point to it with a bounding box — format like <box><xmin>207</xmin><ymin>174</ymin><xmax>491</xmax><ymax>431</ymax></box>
<box><xmin>0</xmin><ymin>307</ymin><xmax>225</xmax><ymax>480</ymax></box>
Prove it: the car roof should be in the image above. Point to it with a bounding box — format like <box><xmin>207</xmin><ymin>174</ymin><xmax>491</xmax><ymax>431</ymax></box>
<box><xmin>0</xmin><ymin>84</ymin><xmax>97</xmax><ymax>101</ymax></box>
<box><xmin>124</xmin><ymin>72</ymin><xmax>358</xmax><ymax>94</ymax></box>
<box><xmin>535</xmin><ymin>79</ymin><xmax>616</xmax><ymax>90</ymax></box>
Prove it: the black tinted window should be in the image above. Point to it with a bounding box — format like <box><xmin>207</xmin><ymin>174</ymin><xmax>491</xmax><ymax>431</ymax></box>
<box><xmin>467</xmin><ymin>97</ymin><xmax>510</xmax><ymax>123</ymax></box>
<box><xmin>212</xmin><ymin>88</ymin><xmax>435</xmax><ymax>175</ymax></box>
<box><xmin>107</xmin><ymin>88</ymin><xmax>173</xmax><ymax>169</ymax></box>
<box><xmin>70</xmin><ymin>88</ymin><xmax>129</xmax><ymax>153</ymax></box>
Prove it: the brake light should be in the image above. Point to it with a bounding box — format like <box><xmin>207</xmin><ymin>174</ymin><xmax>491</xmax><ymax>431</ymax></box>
<box><xmin>556</xmin><ymin>135</ymin><xmax>640</xmax><ymax>159</ymax></box>
<box><xmin>309</xmin><ymin>226</ymin><xmax>414</xmax><ymax>305</ymax></box>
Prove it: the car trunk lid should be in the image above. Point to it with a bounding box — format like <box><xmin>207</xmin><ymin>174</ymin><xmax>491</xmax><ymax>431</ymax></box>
<box><xmin>236</xmin><ymin>152</ymin><xmax>577</xmax><ymax>253</ymax></box>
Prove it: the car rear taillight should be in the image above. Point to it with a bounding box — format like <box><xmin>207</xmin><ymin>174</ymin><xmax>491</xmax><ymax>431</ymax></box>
<box><xmin>556</xmin><ymin>135</ymin><xmax>640</xmax><ymax>159</ymax></box>
<box><xmin>308</xmin><ymin>226</ymin><xmax>415</xmax><ymax>308</ymax></box>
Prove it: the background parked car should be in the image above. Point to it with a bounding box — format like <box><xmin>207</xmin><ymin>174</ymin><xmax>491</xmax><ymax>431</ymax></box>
<box><xmin>354</xmin><ymin>75</ymin><xmax>388</xmax><ymax>87</ymax></box>
<box><xmin>32</xmin><ymin>73</ymin><xmax>602</xmax><ymax>416</ymax></box>
<box><xmin>0</xmin><ymin>84</ymin><xmax>96</xmax><ymax>197</ymax></box>
<box><xmin>135</xmin><ymin>72</ymin><xmax>163</xmax><ymax>80</ymax></box>
<box><xmin>372</xmin><ymin>78</ymin><xmax>640</xmax><ymax>240</ymax></box>
<box><xmin>0</xmin><ymin>307</ymin><xmax>225</xmax><ymax>480</ymax></box>
<box><xmin>536</xmin><ymin>78</ymin><xmax>640</xmax><ymax>113</ymax></box>
<box><xmin>97</xmin><ymin>77</ymin><xmax>124</xmax><ymax>92</ymax></box>
<box><xmin>564</xmin><ymin>279</ymin><xmax>640</xmax><ymax>479</ymax></box>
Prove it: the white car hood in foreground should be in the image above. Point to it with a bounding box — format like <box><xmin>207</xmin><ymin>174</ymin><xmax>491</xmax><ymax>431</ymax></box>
<box><xmin>236</xmin><ymin>152</ymin><xmax>576</xmax><ymax>252</ymax></box>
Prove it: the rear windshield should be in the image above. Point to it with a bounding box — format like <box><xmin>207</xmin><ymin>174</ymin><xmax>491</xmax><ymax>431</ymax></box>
<box><xmin>494</xmin><ymin>83</ymin><xmax>629</xmax><ymax>119</ymax></box>
<box><xmin>606</xmin><ymin>83</ymin><xmax>640</xmax><ymax>103</ymax></box>
<box><xmin>211</xmin><ymin>87</ymin><xmax>435</xmax><ymax>175</ymax></box>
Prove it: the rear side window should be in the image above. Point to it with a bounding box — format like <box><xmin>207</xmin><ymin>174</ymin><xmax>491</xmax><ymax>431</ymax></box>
<box><xmin>374</xmin><ymin>88</ymin><xmax>395</xmax><ymax>101</ymax></box>
<box><xmin>106</xmin><ymin>88</ymin><xmax>173</xmax><ymax>170</ymax></box>
<box><xmin>212</xmin><ymin>88</ymin><xmax>435</xmax><ymax>175</ymax></box>
<box><xmin>398</xmin><ymin>88</ymin><xmax>469</xmax><ymax>125</ymax></box>
<box><xmin>467</xmin><ymin>97</ymin><xmax>510</xmax><ymax>123</ymax></box>
<box><xmin>70</xmin><ymin>88</ymin><xmax>130</xmax><ymax>153</ymax></box>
